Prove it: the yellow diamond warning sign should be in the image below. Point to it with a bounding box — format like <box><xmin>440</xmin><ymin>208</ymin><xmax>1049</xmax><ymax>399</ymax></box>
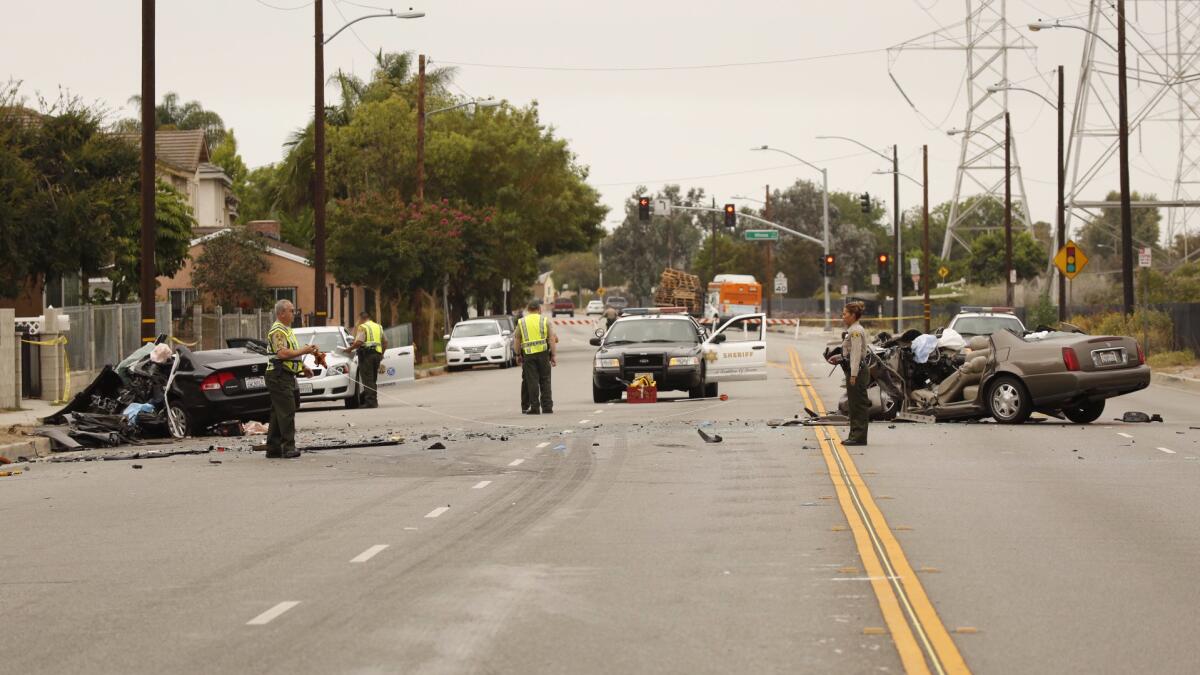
<box><xmin>1054</xmin><ymin>240</ymin><xmax>1089</xmax><ymax>280</ymax></box>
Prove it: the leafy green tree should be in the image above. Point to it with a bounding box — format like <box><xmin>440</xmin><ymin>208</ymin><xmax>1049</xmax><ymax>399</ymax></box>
<box><xmin>601</xmin><ymin>186</ymin><xmax>706</xmax><ymax>301</ymax></box>
<box><xmin>108</xmin><ymin>180</ymin><xmax>195</xmax><ymax>302</ymax></box>
<box><xmin>966</xmin><ymin>230</ymin><xmax>1046</xmax><ymax>285</ymax></box>
<box><xmin>1076</xmin><ymin>191</ymin><xmax>1163</xmax><ymax>267</ymax></box>
<box><xmin>193</xmin><ymin>226</ymin><xmax>270</xmax><ymax>310</ymax></box>
<box><xmin>691</xmin><ymin>235</ymin><xmax>764</xmax><ymax>290</ymax></box>
<box><xmin>546</xmin><ymin>251</ymin><xmax>599</xmax><ymax>293</ymax></box>
<box><xmin>123</xmin><ymin>91</ymin><xmax>226</xmax><ymax>146</ymax></box>
<box><xmin>210</xmin><ymin>128</ymin><xmax>248</xmax><ymax>197</ymax></box>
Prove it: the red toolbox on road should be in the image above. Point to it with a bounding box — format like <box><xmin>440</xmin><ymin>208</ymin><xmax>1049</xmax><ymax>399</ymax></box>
<box><xmin>626</xmin><ymin>384</ymin><xmax>658</xmax><ymax>403</ymax></box>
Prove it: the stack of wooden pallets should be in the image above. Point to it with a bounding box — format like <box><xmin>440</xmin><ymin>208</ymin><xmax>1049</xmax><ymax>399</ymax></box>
<box><xmin>653</xmin><ymin>268</ymin><xmax>702</xmax><ymax>314</ymax></box>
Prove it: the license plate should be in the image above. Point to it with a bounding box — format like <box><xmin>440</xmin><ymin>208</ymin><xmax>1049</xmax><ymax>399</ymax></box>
<box><xmin>244</xmin><ymin>376</ymin><xmax>266</xmax><ymax>390</ymax></box>
<box><xmin>467</xmin><ymin>356</ymin><xmax>484</xmax><ymax>362</ymax></box>
<box><xmin>298</xmin><ymin>382</ymin><xmax>313</xmax><ymax>394</ymax></box>
<box><xmin>1093</xmin><ymin>349</ymin><xmax>1125</xmax><ymax>367</ymax></box>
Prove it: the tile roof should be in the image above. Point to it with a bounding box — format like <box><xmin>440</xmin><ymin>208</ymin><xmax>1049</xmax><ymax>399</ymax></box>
<box><xmin>116</xmin><ymin>129</ymin><xmax>210</xmax><ymax>173</ymax></box>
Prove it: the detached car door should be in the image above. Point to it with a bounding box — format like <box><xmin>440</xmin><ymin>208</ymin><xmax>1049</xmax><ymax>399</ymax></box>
<box><xmin>377</xmin><ymin>344</ymin><xmax>416</xmax><ymax>386</ymax></box>
<box><xmin>703</xmin><ymin>313</ymin><xmax>768</xmax><ymax>382</ymax></box>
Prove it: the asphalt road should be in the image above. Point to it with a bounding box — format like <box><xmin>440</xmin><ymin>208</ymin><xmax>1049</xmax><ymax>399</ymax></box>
<box><xmin>2</xmin><ymin>320</ymin><xmax>1198</xmax><ymax>674</ymax></box>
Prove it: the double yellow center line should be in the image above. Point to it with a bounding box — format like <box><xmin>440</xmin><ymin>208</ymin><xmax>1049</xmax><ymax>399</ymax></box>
<box><xmin>785</xmin><ymin>347</ymin><xmax>969</xmax><ymax>675</ymax></box>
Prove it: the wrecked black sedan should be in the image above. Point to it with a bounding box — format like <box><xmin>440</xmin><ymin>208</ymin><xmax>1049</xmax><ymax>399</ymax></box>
<box><xmin>45</xmin><ymin>339</ymin><xmax>275</xmax><ymax>442</ymax></box>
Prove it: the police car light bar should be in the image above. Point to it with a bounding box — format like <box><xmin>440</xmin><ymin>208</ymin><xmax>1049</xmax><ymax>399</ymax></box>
<box><xmin>960</xmin><ymin>306</ymin><xmax>1015</xmax><ymax>314</ymax></box>
<box><xmin>619</xmin><ymin>307</ymin><xmax>688</xmax><ymax>316</ymax></box>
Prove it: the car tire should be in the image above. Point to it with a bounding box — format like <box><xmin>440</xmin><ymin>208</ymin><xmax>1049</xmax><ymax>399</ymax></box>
<box><xmin>593</xmin><ymin>383</ymin><xmax>618</xmax><ymax>403</ymax></box>
<box><xmin>1063</xmin><ymin>399</ymin><xmax>1105</xmax><ymax>424</ymax></box>
<box><xmin>704</xmin><ymin>382</ymin><xmax>718</xmax><ymax>398</ymax></box>
<box><xmin>688</xmin><ymin>383</ymin><xmax>705</xmax><ymax>399</ymax></box>
<box><xmin>447</xmin><ymin>365</ymin><xmax>462</xmax><ymax>373</ymax></box>
<box><xmin>167</xmin><ymin>404</ymin><xmax>197</xmax><ymax>439</ymax></box>
<box><xmin>345</xmin><ymin>389</ymin><xmax>361</xmax><ymax>409</ymax></box>
<box><xmin>987</xmin><ymin>375</ymin><xmax>1032</xmax><ymax>424</ymax></box>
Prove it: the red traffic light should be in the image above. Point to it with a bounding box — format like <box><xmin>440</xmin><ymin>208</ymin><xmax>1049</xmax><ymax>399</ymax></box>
<box><xmin>825</xmin><ymin>255</ymin><xmax>835</xmax><ymax>264</ymax></box>
<box><xmin>724</xmin><ymin>204</ymin><xmax>735</xmax><ymax>214</ymax></box>
<box><xmin>878</xmin><ymin>254</ymin><xmax>889</xmax><ymax>263</ymax></box>
<box><xmin>640</xmin><ymin>197</ymin><xmax>650</xmax><ymax>206</ymax></box>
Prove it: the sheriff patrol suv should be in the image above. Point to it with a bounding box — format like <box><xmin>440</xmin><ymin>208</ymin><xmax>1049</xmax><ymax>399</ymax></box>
<box><xmin>589</xmin><ymin>308</ymin><xmax>768</xmax><ymax>403</ymax></box>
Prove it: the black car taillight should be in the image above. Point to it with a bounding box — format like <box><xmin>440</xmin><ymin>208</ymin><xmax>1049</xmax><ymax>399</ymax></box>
<box><xmin>1062</xmin><ymin>347</ymin><xmax>1080</xmax><ymax>372</ymax></box>
<box><xmin>201</xmin><ymin>371</ymin><xmax>235</xmax><ymax>391</ymax></box>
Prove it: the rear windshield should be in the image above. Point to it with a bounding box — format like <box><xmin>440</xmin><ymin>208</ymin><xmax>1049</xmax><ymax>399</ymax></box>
<box><xmin>453</xmin><ymin>322</ymin><xmax>500</xmax><ymax>338</ymax></box>
<box><xmin>607</xmin><ymin>319</ymin><xmax>699</xmax><ymax>344</ymax></box>
<box><xmin>952</xmin><ymin>316</ymin><xmax>1024</xmax><ymax>336</ymax></box>
<box><xmin>293</xmin><ymin>331</ymin><xmax>346</xmax><ymax>351</ymax></box>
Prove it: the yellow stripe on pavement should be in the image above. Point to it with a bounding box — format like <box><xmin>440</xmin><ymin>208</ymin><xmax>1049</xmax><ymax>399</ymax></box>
<box><xmin>787</xmin><ymin>347</ymin><xmax>969</xmax><ymax>675</ymax></box>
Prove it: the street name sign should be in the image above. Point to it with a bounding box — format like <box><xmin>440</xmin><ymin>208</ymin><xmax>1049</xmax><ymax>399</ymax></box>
<box><xmin>744</xmin><ymin>229</ymin><xmax>779</xmax><ymax>241</ymax></box>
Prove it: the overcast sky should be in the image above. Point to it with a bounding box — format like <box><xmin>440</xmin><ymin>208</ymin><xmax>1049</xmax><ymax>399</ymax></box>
<box><xmin>3</xmin><ymin>0</ymin><xmax>1190</xmax><ymax>244</ymax></box>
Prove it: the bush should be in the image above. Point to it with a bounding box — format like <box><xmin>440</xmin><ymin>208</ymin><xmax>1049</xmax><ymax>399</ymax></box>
<box><xmin>1147</xmin><ymin>350</ymin><xmax>1196</xmax><ymax>370</ymax></box>
<box><xmin>1026</xmin><ymin>293</ymin><xmax>1058</xmax><ymax>329</ymax></box>
<box><xmin>1067</xmin><ymin>309</ymin><xmax>1174</xmax><ymax>355</ymax></box>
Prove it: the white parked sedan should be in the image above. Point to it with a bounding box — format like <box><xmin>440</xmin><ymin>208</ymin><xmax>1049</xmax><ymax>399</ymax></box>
<box><xmin>444</xmin><ymin>319</ymin><xmax>515</xmax><ymax>371</ymax></box>
<box><xmin>293</xmin><ymin>326</ymin><xmax>415</xmax><ymax>408</ymax></box>
<box><xmin>585</xmin><ymin>300</ymin><xmax>605</xmax><ymax>316</ymax></box>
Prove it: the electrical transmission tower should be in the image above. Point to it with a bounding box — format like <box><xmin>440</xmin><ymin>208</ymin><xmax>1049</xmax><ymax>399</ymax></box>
<box><xmin>890</xmin><ymin>1</ymin><xmax>1036</xmax><ymax>259</ymax></box>
<box><xmin>1066</xmin><ymin>0</ymin><xmax>1200</xmax><ymax>262</ymax></box>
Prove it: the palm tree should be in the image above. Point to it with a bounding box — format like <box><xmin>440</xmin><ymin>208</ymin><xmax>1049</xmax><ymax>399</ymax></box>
<box><xmin>124</xmin><ymin>91</ymin><xmax>226</xmax><ymax>146</ymax></box>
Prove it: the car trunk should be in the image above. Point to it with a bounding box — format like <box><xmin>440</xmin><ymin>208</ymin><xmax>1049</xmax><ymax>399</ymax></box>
<box><xmin>1066</xmin><ymin>336</ymin><xmax>1143</xmax><ymax>373</ymax></box>
<box><xmin>190</xmin><ymin>349</ymin><xmax>272</xmax><ymax>398</ymax></box>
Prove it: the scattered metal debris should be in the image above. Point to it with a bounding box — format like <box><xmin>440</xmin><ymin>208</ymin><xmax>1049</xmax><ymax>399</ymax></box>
<box><xmin>697</xmin><ymin>428</ymin><xmax>723</xmax><ymax>443</ymax></box>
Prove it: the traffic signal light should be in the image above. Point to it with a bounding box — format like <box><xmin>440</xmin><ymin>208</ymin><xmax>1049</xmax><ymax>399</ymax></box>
<box><xmin>823</xmin><ymin>254</ymin><xmax>836</xmax><ymax>277</ymax></box>
<box><xmin>1065</xmin><ymin>245</ymin><xmax>1077</xmax><ymax>274</ymax></box>
<box><xmin>723</xmin><ymin>203</ymin><xmax>736</xmax><ymax>228</ymax></box>
<box><xmin>877</xmin><ymin>253</ymin><xmax>890</xmax><ymax>278</ymax></box>
<box><xmin>638</xmin><ymin>197</ymin><xmax>650</xmax><ymax>221</ymax></box>
<box><xmin>859</xmin><ymin>193</ymin><xmax>871</xmax><ymax>213</ymax></box>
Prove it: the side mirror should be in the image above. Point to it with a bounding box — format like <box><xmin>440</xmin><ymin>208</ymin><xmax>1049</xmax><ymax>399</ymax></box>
<box><xmin>589</xmin><ymin>337</ymin><xmax>601</xmax><ymax>346</ymax></box>
<box><xmin>710</xmin><ymin>333</ymin><xmax>727</xmax><ymax>344</ymax></box>
<box><xmin>442</xmin><ymin>334</ymin><xmax>450</xmax><ymax>340</ymax></box>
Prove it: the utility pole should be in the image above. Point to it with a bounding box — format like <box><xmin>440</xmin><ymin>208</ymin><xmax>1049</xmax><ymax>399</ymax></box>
<box><xmin>893</xmin><ymin>145</ymin><xmax>901</xmax><ymax>333</ymax></box>
<box><xmin>710</xmin><ymin>196</ymin><xmax>717</xmax><ymax>283</ymax></box>
<box><xmin>1117</xmin><ymin>0</ymin><xmax>1135</xmax><ymax>315</ymax></box>
<box><xmin>923</xmin><ymin>145</ymin><xmax>931</xmax><ymax>332</ymax></box>
<box><xmin>313</xmin><ymin>0</ymin><xmax>328</xmax><ymax>326</ymax></box>
<box><xmin>1005</xmin><ymin>112</ymin><xmax>1014</xmax><ymax>306</ymax></box>
<box><xmin>764</xmin><ymin>184</ymin><xmax>772</xmax><ymax>318</ymax></box>
<box><xmin>139</xmin><ymin>0</ymin><xmax>156</xmax><ymax>343</ymax></box>
<box><xmin>1057</xmin><ymin>64</ymin><xmax>1067</xmax><ymax>320</ymax></box>
<box><xmin>416</xmin><ymin>54</ymin><xmax>426</xmax><ymax>203</ymax></box>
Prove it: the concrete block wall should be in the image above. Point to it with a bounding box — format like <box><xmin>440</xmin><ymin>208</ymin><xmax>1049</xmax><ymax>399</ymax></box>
<box><xmin>0</xmin><ymin>309</ymin><xmax>17</xmax><ymax>408</ymax></box>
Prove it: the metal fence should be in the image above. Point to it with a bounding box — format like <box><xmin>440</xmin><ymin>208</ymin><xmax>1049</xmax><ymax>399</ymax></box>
<box><xmin>171</xmin><ymin>307</ymin><xmax>275</xmax><ymax>351</ymax></box>
<box><xmin>57</xmin><ymin>302</ymin><xmax>171</xmax><ymax>373</ymax></box>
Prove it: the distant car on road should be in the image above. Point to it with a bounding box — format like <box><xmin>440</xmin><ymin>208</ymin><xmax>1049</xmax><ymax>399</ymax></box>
<box><xmin>293</xmin><ymin>326</ymin><xmax>415</xmax><ymax>408</ymax></box>
<box><xmin>445</xmin><ymin>318</ymin><xmax>515</xmax><ymax>371</ymax></box>
<box><xmin>552</xmin><ymin>297</ymin><xmax>576</xmax><ymax>317</ymax></box>
<box><xmin>585</xmin><ymin>300</ymin><xmax>604</xmax><ymax>316</ymax></box>
<box><xmin>947</xmin><ymin>306</ymin><xmax>1027</xmax><ymax>338</ymax></box>
<box><xmin>605</xmin><ymin>296</ymin><xmax>629</xmax><ymax>311</ymax></box>
<box><xmin>589</xmin><ymin>309</ymin><xmax>767</xmax><ymax>402</ymax></box>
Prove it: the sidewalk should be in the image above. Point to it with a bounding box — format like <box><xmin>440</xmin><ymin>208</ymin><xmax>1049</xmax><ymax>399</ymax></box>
<box><xmin>0</xmin><ymin>398</ymin><xmax>58</xmax><ymax>427</ymax></box>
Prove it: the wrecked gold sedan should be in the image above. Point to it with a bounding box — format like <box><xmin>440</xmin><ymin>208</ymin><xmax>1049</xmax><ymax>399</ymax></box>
<box><xmin>825</xmin><ymin>327</ymin><xmax>1151</xmax><ymax>424</ymax></box>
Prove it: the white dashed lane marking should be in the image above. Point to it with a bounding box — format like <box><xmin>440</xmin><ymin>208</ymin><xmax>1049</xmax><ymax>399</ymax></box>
<box><xmin>508</xmin><ymin>458</ymin><xmax>525</xmax><ymax>467</ymax></box>
<box><xmin>472</xmin><ymin>480</ymin><xmax>492</xmax><ymax>489</ymax></box>
<box><xmin>350</xmin><ymin>545</ymin><xmax>388</xmax><ymax>563</ymax></box>
<box><xmin>1158</xmin><ymin>447</ymin><xmax>1177</xmax><ymax>454</ymax></box>
<box><xmin>579</xmin><ymin>419</ymin><xmax>590</xmax><ymax>424</ymax></box>
<box><xmin>536</xmin><ymin>442</ymin><xmax>550</xmax><ymax>449</ymax></box>
<box><xmin>1117</xmin><ymin>432</ymin><xmax>1134</xmax><ymax>439</ymax></box>
<box><xmin>247</xmin><ymin>601</ymin><xmax>300</xmax><ymax>626</ymax></box>
<box><xmin>425</xmin><ymin>507</ymin><xmax>450</xmax><ymax>518</ymax></box>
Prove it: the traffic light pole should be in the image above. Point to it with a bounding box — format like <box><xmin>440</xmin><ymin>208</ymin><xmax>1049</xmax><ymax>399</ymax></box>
<box><xmin>893</xmin><ymin>145</ymin><xmax>901</xmax><ymax>334</ymax></box>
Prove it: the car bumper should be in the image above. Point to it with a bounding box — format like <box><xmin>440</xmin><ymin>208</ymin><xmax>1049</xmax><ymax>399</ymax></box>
<box><xmin>1026</xmin><ymin>365</ymin><xmax>1152</xmax><ymax>406</ymax></box>
<box><xmin>173</xmin><ymin>383</ymin><xmax>273</xmax><ymax>427</ymax></box>
<box><xmin>447</xmin><ymin>347</ymin><xmax>508</xmax><ymax>366</ymax></box>
<box><xmin>593</xmin><ymin>365</ymin><xmax>702</xmax><ymax>392</ymax></box>
<box><xmin>297</xmin><ymin>372</ymin><xmax>354</xmax><ymax>401</ymax></box>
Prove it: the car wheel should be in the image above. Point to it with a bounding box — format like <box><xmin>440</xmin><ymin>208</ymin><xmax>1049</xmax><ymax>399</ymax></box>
<box><xmin>1063</xmin><ymin>399</ymin><xmax>1105</xmax><ymax>424</ymax></box>
<box><xmin>167</xmin><ymin>404</ymin><xmax>196</xmax><ymax>439</ymax></box>
<box><xmin>344</xmin><ymin>390</ymin><xmax>361</xmax><ymax>409</ymax></box>
<box><xmin>593</xmin><ymin>383</ymin><xmax>617</xmax><ymax>403</ymax></box>
<box><xmin>688</xmin><ymin>383</ymin><xmax>705</xmax><ymax>399</ymax></box>
<box><xmin>447</xmin><ymin>365</ymin><xmax>461</xmax><ymax>373</ymax></box>
<box><xmin>704</xmin><ymin>382</ymin><xmax>718</xmax><ymax>398</ymax></box>
<box><xmin>987</xmin><ymin>375</ymin><xmax>1032</xmax><ymax>424</ymax></box>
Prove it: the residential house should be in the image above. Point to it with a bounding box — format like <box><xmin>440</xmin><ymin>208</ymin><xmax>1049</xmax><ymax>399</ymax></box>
<box><xmin>532</xmin><ymin>271</ymin><xmax>556</xmax><ymax>306</ymax></box>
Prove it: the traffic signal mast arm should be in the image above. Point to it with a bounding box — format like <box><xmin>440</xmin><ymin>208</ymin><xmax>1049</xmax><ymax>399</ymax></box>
<box><xmin>660</xmin><ymin>204</ymin><xmax>824</xmax><ymax>246</ymax></box>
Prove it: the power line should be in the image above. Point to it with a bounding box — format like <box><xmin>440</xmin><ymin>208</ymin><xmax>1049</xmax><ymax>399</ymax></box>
<box><xmin>592</xmin><ymin>151</ymin><xmax>878</xmax><ymax>188</ymax></box>
<box><xmin>253</xmin><ymin>0</ymin><xmax>313</xmax><ymax>10</ymax></box>
<box><xmin>437</xmin><ymin>47</ymin><xmax>887</xmax><ymax>73</ymax></box>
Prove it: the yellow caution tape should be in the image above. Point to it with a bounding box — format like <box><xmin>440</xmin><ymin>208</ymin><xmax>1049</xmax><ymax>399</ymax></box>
<box><xmin>19</xmin><ymin>335</ymin><xmax>70</xmax><ymax>404</ymax></box>
<box><xmin>169</xmin><ymin>336</ymin><xmax>199</xmax><ymax>347</ymax></box>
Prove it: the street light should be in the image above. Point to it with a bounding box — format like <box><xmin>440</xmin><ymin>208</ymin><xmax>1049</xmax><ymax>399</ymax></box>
<box><xmin>989</xmin><ymin>66</ymin><xmax>1068</xmax><ymax>320</ymax></box>
<box><xmin>1029</xmin><ymin>6</ymin><xmax>1133</xmax><ymax>315</ymax></box>
<box><xmin>874</xmin><ymin>144</ymin><xmax>933</xmax><ymax>332</ymax></box>
<box><xmin>313</xmin><ymin>2</ymin><xmax>424</xmax><ymax>326</ymax></box>
<box><xmin>751</xmin><ymin>145</ymin><xmax>832</xmax><ymax>331</ymax></box>
<box><xmin>818</xmin><ymin>135</ymin><xmax>903</xmax><ymax>332</ymax></box>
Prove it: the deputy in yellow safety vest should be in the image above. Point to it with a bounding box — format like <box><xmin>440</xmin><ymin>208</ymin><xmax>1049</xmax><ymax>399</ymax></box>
<box><xmin>513</xmin><ymin>298</ymin><xmax>557</xmax><ymax>414</ymax></box>
<box><xmin>264</xmin><ymin>299</ymin><xmax>317</xmax><ymax>458</ymax></box>
<box><xmin>347</xmin><ymin>310</ymin><xmax>388</xmax><ymax>408</ymax></box>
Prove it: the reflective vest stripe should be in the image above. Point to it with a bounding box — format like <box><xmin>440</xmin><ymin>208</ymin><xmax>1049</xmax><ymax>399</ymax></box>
<box><xmin>519</xmin><ymin>315</ymin><xmax>548</xmax><ymax>354</ymax></box>
<box><xmin>267</xmin><ymin>321</ymin><xmax>304</xmax><ymax>373</ymax></box>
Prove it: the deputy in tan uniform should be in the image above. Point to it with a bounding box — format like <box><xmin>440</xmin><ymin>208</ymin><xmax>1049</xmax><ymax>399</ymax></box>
<box><xmin>828</xmin><ymin>301</ymin><xmax>871</xmax><ymax>445</ymax></box>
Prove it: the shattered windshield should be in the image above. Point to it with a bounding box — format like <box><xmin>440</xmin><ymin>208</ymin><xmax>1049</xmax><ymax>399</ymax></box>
<box><xmin>952</xmin><ymin>316</ymin><xmax>1024</xmax><ymax>336</ymax></box>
